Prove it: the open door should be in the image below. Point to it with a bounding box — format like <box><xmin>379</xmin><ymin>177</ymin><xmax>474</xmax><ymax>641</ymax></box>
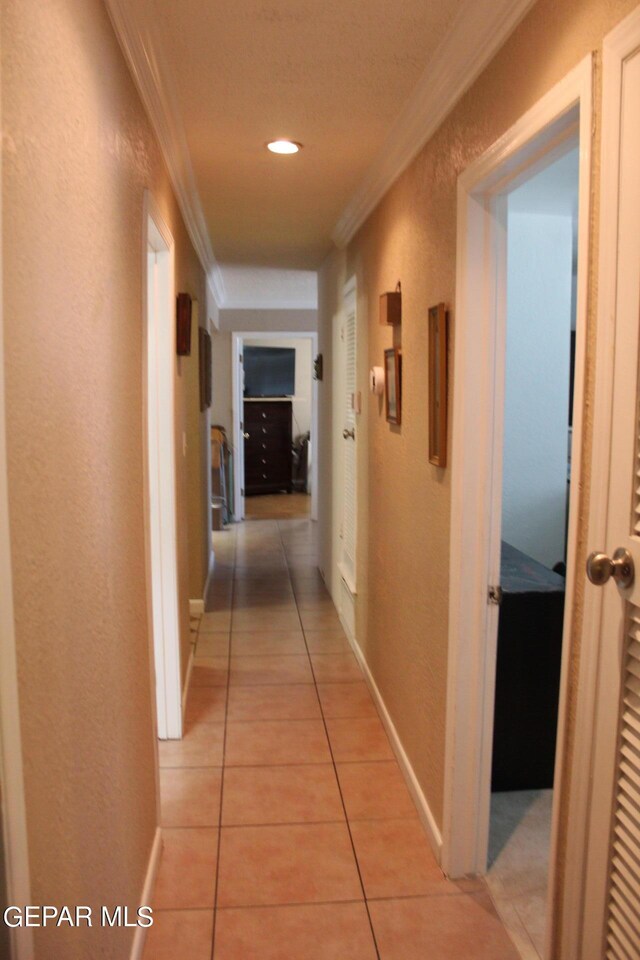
<box><xmin>581</xmin><ymin>12</ymin><xmax>640</xmax><ymax>956</ymax></box>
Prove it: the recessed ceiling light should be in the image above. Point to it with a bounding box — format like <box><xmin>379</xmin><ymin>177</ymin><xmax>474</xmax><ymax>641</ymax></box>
<box><xmin>267</xmin><ymin>140</ymin><xmax>302</xmax><ymax>155</ymax></box>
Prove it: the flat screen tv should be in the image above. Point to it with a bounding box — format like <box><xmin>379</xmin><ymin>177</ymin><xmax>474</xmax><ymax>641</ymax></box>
<box><xmin>244</xmin><ymin>346</ymin><xmax>295</xmax><ymax>398</ymax></box>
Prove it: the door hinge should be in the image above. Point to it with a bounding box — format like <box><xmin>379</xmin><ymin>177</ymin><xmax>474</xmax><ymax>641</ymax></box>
<box><xmin>241</xmin><ymin>487</ymin><xmax>244</xmax><ymax>496</ymax></box>
<box><xmin>488</xmin><ymin>585</ymin><xmax>503</xmax><ymax>606</ymax></box>
<box><xmin>239</xmin><ymin>353</ymin><xmax>243</xmax><ymax>363</ymax></box>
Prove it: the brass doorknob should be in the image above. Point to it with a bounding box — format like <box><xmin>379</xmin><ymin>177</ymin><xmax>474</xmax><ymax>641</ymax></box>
<box><xmin>586</xmin><ymin>548</ymin><xmax>634</xmax><ymax>589</ymax></box>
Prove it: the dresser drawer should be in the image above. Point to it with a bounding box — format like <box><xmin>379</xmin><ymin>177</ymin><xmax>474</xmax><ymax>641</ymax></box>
<box><xmin>244</xmin><ymin>402</ymin><xmax>291</xmax><ymax>425</ymax></box>
<box><xmin>245</xmin><ymin>422</ymin><xmax>289</xmax><ymax>442</ymax></box>
<box><xmin>245</xmin><ymin>456</ymin><xmax>290</xmax><ymax>482</ymax></box>
<box><xmin>246</xmin><ymin>449</ymin><xmax>281</xmax><ymax>469</ymax></box>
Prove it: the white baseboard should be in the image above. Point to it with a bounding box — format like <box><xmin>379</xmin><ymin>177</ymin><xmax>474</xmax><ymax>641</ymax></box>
<box><xmin>129</xmin><ymin>827</ymin><xmax>162</xmax><ymax>960</ymax></box>
<box><xmin>203</xmin><ymin>548</ymin><xmax>215</xmax><ymax>600</ymax></box>
<box><xmin>340</xmin><ymin>613</ymin><xmax>443</xmax><ymax>863</ymax></box>
<box><xmin>189</xmin><ymin>599</ymin><xmax>205</xmax><ymax>617</ymax></box>
<box><xmin>190</xmin><ymin>549</ymin><xmax>215</xmax><ymax>619</ymax></box>
<box><xmin>181</xmin><ymin>645</ymin><xmax>195</xmax><ymax>722</ymax></box>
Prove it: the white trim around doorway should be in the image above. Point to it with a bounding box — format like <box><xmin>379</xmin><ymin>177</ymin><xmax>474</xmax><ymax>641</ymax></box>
<box><xmin>442</xmin><ymin>55</ymin><xmax>593</xmax><ymax>957</ymax></box>
<box><xmin>232</xmin><ymin>331</ymin><xmax>319</xmax><ymax>523</ymax></box>
<box><xmin>143</xmin><ymin>192</ymin><xmax>182</xmax><ymax>742</ymax></box>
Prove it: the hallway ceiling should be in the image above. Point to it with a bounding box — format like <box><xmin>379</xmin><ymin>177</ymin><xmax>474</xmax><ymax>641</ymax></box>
<box><xmin>144</xmin><ymin>0</ymin><xmax>467</xmax><ymax>270</ymax></box>
<box><xmin>112</xmin><ymin>0</ymin><xmax>535</xmax><ymax>300</ymax></box>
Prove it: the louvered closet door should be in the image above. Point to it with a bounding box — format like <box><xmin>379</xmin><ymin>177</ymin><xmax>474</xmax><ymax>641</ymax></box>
<box><xmin>341</xmin><ymin>293</ymin><xmax>357</xmax><ymax>592</ymax></box>
<box><xmin>607</xmin><ymin>605</ymin><xmax>640</xmax><ymax>959</ymax></box>
<box><xmin>588</xmin><ymin>38</ymin><xmax>640</xmax><ymax>960</ymax></box>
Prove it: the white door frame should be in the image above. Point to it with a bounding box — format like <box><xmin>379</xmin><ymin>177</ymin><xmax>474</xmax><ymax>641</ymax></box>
<box><xmin>143</xmin><ymin>192</ymin><xmax>182</xmax><ymax>741</ymax></box>
<box><xmin>232</xmin><ymin>330</ymin><xmax>319</xmax><ymax>522</ymax></box>
<box><xmin>231</xmin><ymin>332</ymin><xmax>245</xmax><ymax>521</ymax></box>
<box><xmin>442</xmin><ymin>55</ymin><xmax>593</xmax><ymax>950</ymax></box>
<box><xmin>580</xmin><ymin>9</ymin><xmax>640</xmax><ymax>958</ymax></box>
<box><xmin>337</xmin><ymin>276</ymin><xmax>358</xmax><ymax>602</ymax></box>
<box><xmin>0</xmin><ymin>33</ymin><xmax>34</xmax><ymax>954</ymax></box>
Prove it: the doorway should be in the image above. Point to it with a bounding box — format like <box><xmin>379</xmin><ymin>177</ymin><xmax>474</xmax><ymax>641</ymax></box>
<box><xmin>144</xmin><ymin>194</ymin><xmax>182</xmax><ymax>741</ymax></box>
<box><xmin>484</xmin><ymin>142</ymin><xmax>579</xmax><ymax>958</ymax></box>
<box><xmin>337</xmin><ymin>277</ymin><xmax>358</xmax><ymax>639</ymax></box>
<box><xmin>442</xmin><ymin>57</ymin><xmax>593</xmax><ymax>959</ymax></box>
<box><xmin>232</xmin><ymin>331</ymin><xmax>319</xmax><ymax>523</ymax></box>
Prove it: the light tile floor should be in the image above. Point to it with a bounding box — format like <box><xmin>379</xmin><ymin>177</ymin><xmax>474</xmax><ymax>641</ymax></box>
<box><xmin>487</xmin><ymin>790</ymin><xmax>553</xmax><ymax>959</ymax></box>
<box><xmin>143</xmin><ymin>519</ymin><xmax>521</xmax><ymax>960</ymax></box>
<box><xmin>245</xmin><ymin>492</ymin><xmax>311</xmax><ymax>520</ymax></box>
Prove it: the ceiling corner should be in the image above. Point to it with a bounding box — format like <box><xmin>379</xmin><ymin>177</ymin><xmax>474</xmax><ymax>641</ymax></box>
<box><xmin>331</xmin><ymin>0</ymin><xmax>537</xmax><ymax>248</ymax></box>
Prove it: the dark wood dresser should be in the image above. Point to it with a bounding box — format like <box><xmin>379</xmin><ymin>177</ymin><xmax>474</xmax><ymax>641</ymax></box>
<box><xmin>491</xmin><ymin>542</ymin><xmax>565</xmax><ymax>791</ymax></box>
<box><xmin>243</xmin><ymin>400</ymin><xmax>293</xmax><ymax>496</ymax></box>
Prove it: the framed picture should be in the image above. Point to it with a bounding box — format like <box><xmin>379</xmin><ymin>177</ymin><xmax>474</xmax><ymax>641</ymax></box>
<box><xmin>176</xmin><ymin>293</ymin><xmax>192</xmax><ymax>356</ymax></box>
<box><xmin>199</xmin><ymin>328</ymin><xmax>212</xmax><ymax>410</ymax></box>
<box><xmin>428</xmin><ymin>303</ymin><xmax>448</xmax><ymax>466</ymax></box>
<box><xmin>384</xmin><ymin>348</ymin><xmax>401</xmax><ymax>425</ymax></box>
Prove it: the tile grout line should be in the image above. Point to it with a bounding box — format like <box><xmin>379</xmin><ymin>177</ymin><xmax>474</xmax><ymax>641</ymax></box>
<box><xmin>160</xmin><ymin>757</ymin><xmax>405</xmax><ymax>772</ymax></box>
<box><xmin>153</xmin><ymin>883</ymin><xmax>483</xmax><ymax>921</ymax></box>
<box><xmin>211</xmin><ymin>887</ymin><xmax>480</xmax><ymax>914</ymax></box>
<box><xmin>218</xmin><ymin>815</ymin><xmax>421</xmax><ymax>829</ymax></box>
<box><xmin>278</xmin><ymin>520</ymin><xmax>383</xmax><ymax>960</ymax></box>
<box><xmin>221</xmin><ymin>758</ymin><xmax>408</xmax><ymax>768</ymax></box>
<box><xmin>209</xmin><ymin>525</ymin><xmax>237</xmax><ymax>960</ymax></box>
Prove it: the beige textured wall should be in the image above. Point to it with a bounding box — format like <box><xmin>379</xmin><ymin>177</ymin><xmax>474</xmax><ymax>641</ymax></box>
<box><xmin>2</xmin><ymin>0</ymin><xmax>206</xmax><ymax>956</ymax></box>
<box><xmin>218</xmin><ymin>308</ymin><xmax>317</xmax><ymax>333</ymax></box>
<box><xmin>185</xmin><ymin>301</ymin><xmax>211</xmax><ymax>601</ymax></box>
<box><xmin>175</xmin><ymin>257</ymin><xmax>207</xmax><ymax>688</ymax></box>
<box><xmin>211</xmin><ymin>330</ymin><xmax>234</xmax><ymax>437</ymax></box>
<box><xmin>318</xmin><ymin>0</ymin><xmax>638</xmax><ymax>938</ymax></box>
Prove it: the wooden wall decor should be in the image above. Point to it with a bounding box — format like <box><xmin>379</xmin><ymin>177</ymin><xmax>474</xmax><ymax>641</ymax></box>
<box><xmin>199</xmin><ymin>327</ymin><xmax>212</xmax><ymax>410</ymax></box>
<box><xmin>428</xmin><ymin>302</ymin><xmax>448</xmax><ymax>466</ymax></box>
<box><xmin>176</xmin><ymin>292</ymin><xmax>192</xmax><ymax>356</ymax></box>
<box><xmin>380</xmin><ymin>281</ymin><xmax>402</xmax><ymax>326</ymax></box>
<box><xmin>384</xmin><ymin>348</ymin><xmax>402</xmax><ymax>425</ymax></box>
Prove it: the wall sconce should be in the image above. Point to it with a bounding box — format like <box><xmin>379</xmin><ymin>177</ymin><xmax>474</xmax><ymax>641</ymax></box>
<box><xmin>369</xmin><ymin>365</ymin><xmax>385</xmax><ymax>395</ymax></box>
<box><xmin>379</xmin><ymin>281</ymin><xmax>402</xmax><ymax>326</ymax></box>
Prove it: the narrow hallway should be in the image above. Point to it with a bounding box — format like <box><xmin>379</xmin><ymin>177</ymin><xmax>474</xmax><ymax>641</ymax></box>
<box><xmin>144</xmin><ymin>520</ymin><xmax>520</xmax><ymax>959</ymax></box>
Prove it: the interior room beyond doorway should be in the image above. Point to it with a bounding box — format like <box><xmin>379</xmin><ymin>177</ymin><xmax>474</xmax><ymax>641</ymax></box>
<box><xmin>486</xmin><ymin>143</ymin><xmax>579</xmax><ymax>960</ymax></box>
<box><xmin>242</xmin><ymin>336</ymin><xmax>314</xmax><ymax>522</ymax></box>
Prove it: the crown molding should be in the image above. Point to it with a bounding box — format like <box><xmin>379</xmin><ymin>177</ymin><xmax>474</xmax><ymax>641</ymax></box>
<box><xmin>221</xmin><ymin>299</ymin><xmax>318</xmax><ymax>311</ymax></box>
<box><xmin>331</xmin><ymin>0</ymin><xmax>536</xmax><ymax>248</ymax></box>
<box><xmin>208</xmin><ymin>264</ymin><xmax>227</xmax><ymax>307</ymax></box>
<box><xmin>104</xmin><ymin>0</ymin><xmax>226</xmax><ymax>306</ymax></box>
